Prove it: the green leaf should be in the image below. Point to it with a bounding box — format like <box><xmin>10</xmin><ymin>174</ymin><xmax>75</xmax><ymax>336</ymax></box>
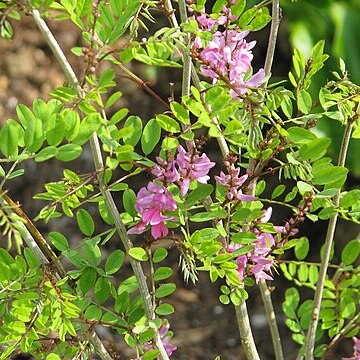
<box><xmin>129</xmin><ymin>247</ymin><xmax>148</xmax><ymax>261</ymax></box>
<box><xmin>297</xmin><ymin>181</ymin><xmax>313</xmax><ymax>195</ymax></box>
<box><xmin>56</xmin><ymin>143</ymin><xmax>82</xmax><ymax>162</ymax></box>
<box><xmin>0</xmin><ymin>121</ymin><xmax>20</xmax><ymax>157</ymax></box>
<box><xmin>294</xmin><ymin>237</ymin><xmax>309</xmax><ymax>260</ymax></box>
<box><xmin>105</xmin><ymin>249</ymin><xmax>125</xmax><ymax>274</ymax></box>
<box><xmin>154</xmin><ymin>267</ymin><xmax>173</xmax><ymax>281</ymax></box>
<box><xmin>141</xmin><ymin>118</ymin><xmax>161</xmax><ymax>155</ymax></box>
<box><xmin>155</xmin><ymin>303</ymin><xmax>174</xmax><ymax>315</ymax></box>
<box><xmin>24</xmin><ymin>117</ymin><xmax>44</xmax><ymax>153</ymax></box>
<box><xmin>123</xmin><ymin>116</ymin><xmax>143</xmax><ymax>146</ymax></box>
<box><xmin>170</xmin><ymin>101</ymin><xmax>190</xmax><ymax>124</ymax></box>
<box><xmin>287</xmin><ymin>127</ymin><xmax>317</xmax><ymax>144</ymax></box>
<box><xmin>35</xmin><ymin>146</ymin><xmax>58</xmax><ymax>162</ymax></box>
<box><xmin>271</xmin><ymin>184</ymin><xmax>286</xmax><ymax>199</ymax></box>
<box><xmin>297</xmin><ymin>90</ymin><xmax>312</xmax><ymax>114</ymax></box>
<box><xmin>79</xmin><ymin>267</ymin><xmax>97</xmax><ymax>295</ymax></box>
<box><xmin>105</xmin><ymin>91</ymin><xmax>123</xmax><ymax>108</ymax></box>
<box><xmin>313</xmin><ymin>166</ymin><xmax>348</xmax><ymax>185</ymax></box>
<box><xmin>142</xmin><ymin>350</ymin><xmax>160</xmax><ymax>360</ymax></box>
<box><xmin>155</xmin><ymin>283</ymin><xmax>176</xmax><ymax>298</ymax></box>
<box><xmin>186</xmin><ymin>184</ymin><xmax>213</xmax><ymax>206</ymax></box>
<box><xmin>152</xmin><ymin>248</ymin><xmax>168</xmax><ymax>263</ymax></box>
<box><xmin>46</xmin><ymin>114</ymin><xmax>65</xmax><ymax>146</ymax></box>
<box><xmin>231</xmin><ymin>232</ymin><xmax>257</xmax><ymax>244</ymax></box>
<box><xmin>156</xmin><ymin>114</ymin><xmax>181</xmax><ymax>133</ymax></box>
<box><xmin>76</xmin><ymin>209</ymin><xmax>95</xmax><ymax>236</ymax></box>
<box><xmin>94</xmin><ymin>276</ymin><xmax>111</xmax><ymax>304</ymax></box>
<box><xmin>85</xmin><ymin>305</ymin><xmax>102</xmax><ymax>321</ymax></box>
<box><xmin>339</xmin><ymin>190</ymin><xmax>360</xmax><ymax>209</ymax></box>
<box><xmin>83</xmin><ymin>242</ymin><xmax>102</xmax><ymax>267</ymax></box>
<box><xmin>299</xmin><ymin>138</ymin><xmax>331</xmax><ymax>161</ymax></box>
<box><xmin>49</xmin><ymin>231</ymin><xmax>69</xmax><ymax>251</ymax></box>
<box><xmin>249</xmin><ymin>13</ymin><xmax>271</xmax><ymax>31</ymax></box>
<box><xmin>341</xmin><ymin>239</ymin><xmax>360</xmax><ymax>265</ymax></box>
<box><xmin>123</xmin><ymin>189</ymin><xmax>138</xmax><ymax>217</ymax></box>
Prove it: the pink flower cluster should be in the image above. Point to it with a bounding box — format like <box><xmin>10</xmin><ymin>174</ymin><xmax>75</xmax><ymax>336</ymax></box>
<box><xmin>128</xmin><ymin>145</ymin><xmax>214</xmax><ymax>239</ymax></box>
<box><xmin>215</xmin><ymin>164</ymin><xmax>255</xmax><ymax>201</ymax></box>
<box><xmin>192</xmin><ymin>7</ymin><xmax>265</xmax><ymax>98</ymax></box>
<box><xmin>152</xmin><ymin>145</ymin><xmax>215</xmax><ymax>197</ymax></box>
<box><xmin>227</xmin><ymin>208</ymin><xmax>283</xmax><ymax>283</ymax></box>
<box><xmin>127</xmin><ymin>182</ymin><xmax>177</xmax><ymax>239</ymax></box>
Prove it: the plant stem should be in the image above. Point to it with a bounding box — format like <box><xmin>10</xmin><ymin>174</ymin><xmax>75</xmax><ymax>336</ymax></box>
<box><xmin>259</xmin><ymin>279</ymin><xmax>284</xmax><ymax>360</ymax></box>
<box><xmin>31</xmin><ymin>8</ymin><xmax>170</xmax><ymax>360</ymax></box>
<box><xmin>304</xmin><ymin>120</ymin><xmax>354</xmax><ymax>359</ymax></box>
<box><xmin>256</xmin><ymin>2</ymin><xmax>284</xmax><ymax>359</ymax></box>
<box><xmin>235</xmin><ymin>301</ymin><xmax>260</xmax><ymax>360</ymax></box>
<box><xmin>263</xmin><ymin>0</ymin><xmax>281</xmax><ymax>80</ymax></box>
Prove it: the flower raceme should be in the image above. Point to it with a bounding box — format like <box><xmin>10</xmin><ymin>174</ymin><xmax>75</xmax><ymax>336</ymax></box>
<box><xmin>191</xmin><ymin>6</ymin><xmax>265</xmax><ymax>98</ymax></box>
<box><xmin>128</xmin><ymin>145</ymin><xmax>214</xmax><ymax>239</ymax></box>
<box><xmin>127</xmin><ymin>182</ymin><xmax>177</xmax><ymax>240</ymax></box>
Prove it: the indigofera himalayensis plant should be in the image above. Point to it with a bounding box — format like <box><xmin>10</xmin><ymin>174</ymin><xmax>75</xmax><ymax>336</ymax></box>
<box><xmin>0</xmin><ymin>0</ymin><xmax>359</xmax><ymax>360</ymax></box>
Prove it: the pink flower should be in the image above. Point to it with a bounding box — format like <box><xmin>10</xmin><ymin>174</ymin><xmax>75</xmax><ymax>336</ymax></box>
<box><xmin>215</xmin><ymin>164</ymin><xmax>255</xmax><ymax>201</ymax></box>
<box><xmin>151</xmin><ymin>157</ymin><xmax>179</xmax><ymax>185</ymax></box>
<box><xmin>127</xmin><ymin>182</ymin><xmax>177</xmax><ymax>239</ymax></box>
<box><xmin>192</xmin><ymin>12</ymin><xmax>265</xmax><ymax>96</ymax></box>
<box><xmin>175</xmin><ymin>145</ymin><xmax>215</xmax><ymax>196</ymax></box>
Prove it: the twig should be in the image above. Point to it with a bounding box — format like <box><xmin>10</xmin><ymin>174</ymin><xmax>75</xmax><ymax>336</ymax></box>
<box><xmin>259</xmin><ymin>279</ymin><xmax>284</xmax><ymax>360</ymax></box>
<box><xmin>256</xmin><ymin>1</ymin><xmax>284</xmax><ymax>359</ymax></box>
<box><xmin>304</xmin><ymin>118</ymin><xmax>355</xmax><ymax>359</ymax></box>
<box><xmin>31</xmin><ymin>8</ymin><xmax>170</xmax><ymax>360</ymax></box>
<box><xmin>263</xmin><ymin>0</ymin><xmax>281</xmax><ymax>80</ymax></box>
<box><xmin>235</xmin><ymin>301</ymin><xmax>260</xmax><ymax>360</ymax></box>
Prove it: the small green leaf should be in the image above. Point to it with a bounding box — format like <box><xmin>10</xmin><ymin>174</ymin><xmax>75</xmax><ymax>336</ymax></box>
<box><xmin>83</xmin><ymin>242</ymin><xmax>102</xmax><ymax>267</ymax></box>
<box><xmin>152</xmin><ymin>248</ymin><xmax>168</xmax><ymax>263</ymax></box>
<box><xmin>49</xmin><ymin>231</ymin><xmax>69</xmax><ymax>251</ymax></box>
<box><xmin>154</xmin><ymin>267</ymin><xmax>173</xmax><ymax>281</ymax></box>
<box><xmin>313</xmin><ymin>166</ymin><xmax>348</xmax><ymax>186</ymax></box>
<box><xmin>170</xmin><ymin>101</ymin><xmax>190</xmax><ymax>124</ymax></box>
<box><xmin>76</xmin><ymin>209</ymin><xmax>95</xmax><ymax>236</ymax></box>
<box><xmin>271</xmin><ymin>184</ymin><xmax>286</xmax><ymax>199</ymax></box>
<box><xmin>123</xmin><ymin>189</ymin><xmax>138</xmax><ymax>217</ymax></box>
<box><xmin>299</xmin><ymin>138</ymin><xmax>331</xmax><ymax>161</ymax></box>
<box><xmin>94</xmin><ymin>277</ymin><xmax>111</xmax><ymax>304</ymax></box>
<box><xmin>56</xmin><ymin>144</ymin><xmax>82</xmax><ymax>162</ymax></box>
<box><xmin>155</xmin><ymin>303</ymin><xmax>174</xmax><ymax>315</ymax></box>
<box><xmin>85</xmin><ymin>305</ymin><xmax>102</xmax><ymax>321</ymax></box>
<box><xmin>156</xmin><ymin>114</ymin><xmax>181</xmax><ymax>133</ymax></box>
<box><xmin>155</xmin><ymin>283</ymin><xmax>176</xmax><ymax>298</ymax></box>
<box><xmin>294</xmin><ymin>237</ymin><xmax>309</xmax><ymax>260</ymax></box>
<box><xmin>129</xmin><ymin>247</ymin><xmax>148</xmax><ymax>261</ymax></box>
<box><xmin>123</xmin><ymin>116</ymin><xmax>143</xmax><ymax>146</ymax></box>
<box><xmin>79</xmin><ymin>267</ymin><xmax>97</xmax><ymax>295</ymax></box>
<box><xmin>141</xmin><ymin>118</ymin><xmax>161</xmax><ymax>155</ymax></box>
<box><xmin>105</xmin><ymin>250</ymin><xmax>125</xmax><ymax>274</ymax></box>
<box><xmin>297</xmin><ymin>90</ymin><xmax>312</xmax><ymax>114</ymax></box>
<box><xmin>35</xmin><ymin>146</ymin><xmax>58</xmax><ymax>162</ymax></box>
<box><xmin>341</xmin><ymin>239</ymin><xmax>360</xmax><ymax>265</ymax></box>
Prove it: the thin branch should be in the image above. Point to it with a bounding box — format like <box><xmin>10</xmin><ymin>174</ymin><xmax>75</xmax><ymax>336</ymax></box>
<box><xmin>263</xmin><ymin>0</ymin><xmax>281</xmax><ymax>81</ymax></box>
<box><xmin>31</xmin><ymin>8</ymin><xmax>170</xmax><ymax>360</ymax></box>
<box><xmin>235</xmin><ymin>301</ymin><xmax>260</xmax><ymax>360</ymax></box>
<box><xmin>259</xmin><ymin>279</ymin><xmax>284</xmax><ymax>360</ymax></box>
<box><xmin>304</xmin><ymin>119</ymin><xmax>355</xmax><ymax>359</ymax></box>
